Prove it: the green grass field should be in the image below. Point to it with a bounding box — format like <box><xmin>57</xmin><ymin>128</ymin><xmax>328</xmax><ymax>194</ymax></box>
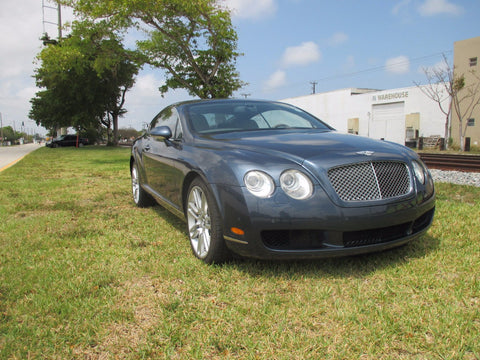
<box><xmin>1</xmin><ymin>146</ymin><xmax>479</xmax><ymax>359</ymax></box>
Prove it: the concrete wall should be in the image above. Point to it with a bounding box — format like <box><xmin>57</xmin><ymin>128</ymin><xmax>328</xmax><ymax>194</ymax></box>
<box><xmin>283</xmin><ymin>85</ymin><xmax>449</xmax><ymax>145</ymax></box>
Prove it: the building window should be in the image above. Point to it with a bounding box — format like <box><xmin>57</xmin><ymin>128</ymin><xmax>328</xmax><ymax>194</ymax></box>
<box><xmin>469</xmin><ymin>57</ymin><xmax>477</xmax><ymax>67</ymax></box>
<box><xmin>467</xmin><ymin>118</ymin><xmax>475</xmax><ymax>127</ymax></box>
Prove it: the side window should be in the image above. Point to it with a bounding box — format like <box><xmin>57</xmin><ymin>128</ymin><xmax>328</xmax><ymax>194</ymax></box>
<box><xmin>150</xmin><ymin>107</ymin><xmax>182</xmax><ymax>139</ymax></box>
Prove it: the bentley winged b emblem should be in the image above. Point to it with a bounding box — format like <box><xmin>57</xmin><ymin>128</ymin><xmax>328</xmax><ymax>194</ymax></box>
<box><xmin>356</xmin><ymin>150</ymin><xmax>375</xmax><ymax>156</ymax></box>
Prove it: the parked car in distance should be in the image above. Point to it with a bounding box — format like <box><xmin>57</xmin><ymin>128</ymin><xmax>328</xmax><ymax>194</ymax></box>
<box><xmin>46</xmin><ymin>134</ymin><xmax>89</xmax><ymax>148</ymax></box>
<box><xmin>130</xmin><ymin>99</ymin><xmax>435</xmax><ymax>263</ymax></box>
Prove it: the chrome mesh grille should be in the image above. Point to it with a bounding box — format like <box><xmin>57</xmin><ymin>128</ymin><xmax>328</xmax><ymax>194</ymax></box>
<box><xmin>327</xmin><ymin>161</ymin><xmax>411</xmax><ymax>202</ymax></box>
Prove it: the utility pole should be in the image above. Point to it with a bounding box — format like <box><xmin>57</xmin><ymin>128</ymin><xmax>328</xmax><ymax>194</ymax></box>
<box><xmin>42</xmin><ymin>0</ymin><xmax>62</xmax><ymax>40</ymax></box>
<box><xmin>310</xmin><ymin>81</ymin><xmax>318</xmax><ymax>94</ymax></box>
<box><xmin>240</xmin><ymin>93</ymin><xmax>251</xmax><ymax>99</ymax></box>
<box><xmin>42</xmin><ymin>1</ymin><xmax>65</xmax><ymax>136</ymax></box>
<box><xmin>57</xmin><ymin>1</ymin><xmax>62</xmax><ymax>39</ymax></box>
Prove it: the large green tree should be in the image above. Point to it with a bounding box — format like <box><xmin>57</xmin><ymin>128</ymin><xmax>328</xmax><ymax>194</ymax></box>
<box><xmin>30</xmin><ymin>37</ymin><xmax>105</xmax><ymax>134</ymax></box>
<box><xmin>30</xmin><ymin>21</ymin><xmax>140</xmax><ymax>144</ymax></box>
<box><xmin>0</xmin><ymin>126</ymin><xmax>22</xmax><ymax>144</ymax></box>
<box><xmin>62</xmin><ymin>0</ymin><xmax>244</xmax><ymax>98</ymax></box>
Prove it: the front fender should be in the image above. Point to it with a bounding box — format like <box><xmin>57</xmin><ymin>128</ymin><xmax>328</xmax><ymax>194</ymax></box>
<box><xmin>130</xmin><ymin>142</ymin><xmax>148</xmax><ymax>186</ymax></box>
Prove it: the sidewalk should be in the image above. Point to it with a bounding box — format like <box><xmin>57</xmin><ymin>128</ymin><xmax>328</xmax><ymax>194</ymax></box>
<box><xmin>0</xmin><ymin>143</ymin><xmax>42</xmax><ymax>172</ymax></box>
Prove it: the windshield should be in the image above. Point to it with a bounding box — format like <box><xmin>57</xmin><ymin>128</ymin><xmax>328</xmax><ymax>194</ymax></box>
<box><xmin>186</xmin><ymin>101</ymin><xmax>333</xmax><ymax>134</ymax></box>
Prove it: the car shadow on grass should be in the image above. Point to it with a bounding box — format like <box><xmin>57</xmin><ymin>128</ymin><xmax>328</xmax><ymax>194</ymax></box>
<box><xmin>151</xmin><ymin>205</ymin><xmax>186</xmax><ymax>231</ymax></box>
<box><xmin>146</xmin><ymin>203</ymin><xmax>440</xmax><ymax>279</ymax></box>
<box><xmin>226</xmin><ymin>233</ymin><xmax>440</xmax><ymax>279</ymax></box>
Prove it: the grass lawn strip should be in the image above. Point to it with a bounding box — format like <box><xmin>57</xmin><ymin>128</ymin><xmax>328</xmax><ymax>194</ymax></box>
<box><xmin>0</xmin><ymin>147</ymin><xmax>478</xmax><ymax>359</ymax></box>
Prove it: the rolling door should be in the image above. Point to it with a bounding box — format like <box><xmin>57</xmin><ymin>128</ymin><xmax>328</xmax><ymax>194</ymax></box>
<box><xmin>371</xmin><ymin>102</ymin><xmax>405</xmax><ymax>144</ymax></box>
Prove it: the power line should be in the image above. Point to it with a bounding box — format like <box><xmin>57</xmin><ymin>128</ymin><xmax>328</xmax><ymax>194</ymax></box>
<box><xmin>313</xmin><ymin>51</ymin><xmax>453</xmax><ymax>83</ymax></box>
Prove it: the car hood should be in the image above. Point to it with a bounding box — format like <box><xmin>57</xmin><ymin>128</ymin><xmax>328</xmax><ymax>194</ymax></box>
<box><xmin>201</xmin><ymin>130</ymin><xmax>413</xmax><ymax>167</ymax></box>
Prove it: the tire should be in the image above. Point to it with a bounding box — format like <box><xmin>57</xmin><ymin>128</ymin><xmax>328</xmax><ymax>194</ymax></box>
<box><xmin>186</xmin><ymin>178</ymin><xmax>230</xmax><ymax>264</ymax></box>
<box><xmin>131</xmin><ymin>162</ymin><xmax>155</xmax><ymax>207</ymax></box>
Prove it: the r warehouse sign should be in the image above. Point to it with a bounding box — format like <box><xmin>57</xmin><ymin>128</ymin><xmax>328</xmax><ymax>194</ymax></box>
<box><xmin>372</xmin><ymin>91</ymin><xmax>409</xmax><ymax>103</ymax></box>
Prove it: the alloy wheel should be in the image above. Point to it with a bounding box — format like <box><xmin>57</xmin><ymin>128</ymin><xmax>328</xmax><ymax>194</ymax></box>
<box><xmin>187</xmin><ymin>185</ymin><xmax>211</xmax><ymax>259</ymax></box>
<box><xmin>131</xmin><ymin>166</ymin><xmax>140</xmax><ymax>204</ymax></box>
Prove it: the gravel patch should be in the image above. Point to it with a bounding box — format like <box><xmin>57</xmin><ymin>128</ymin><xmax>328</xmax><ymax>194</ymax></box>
<box><xmin>429</xmin><ymin>169</ymin><xmax>480</xmax><ymax>187</ymax></box>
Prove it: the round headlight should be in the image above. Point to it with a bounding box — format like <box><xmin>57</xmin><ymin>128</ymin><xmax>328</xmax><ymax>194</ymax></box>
<box><xmin>412</xmin><ymin>160</ymin><xmax>425</xmax><ymax>184</ymax></box>
<box><xmin>280</xmin><ymin>170</ymin><xmax>313</xmax><ymax>200</ymax></box>
<box><xmin>244</xmin><ymin>171</ymin><xmax>275</xmax><ymax>198</ymax></box>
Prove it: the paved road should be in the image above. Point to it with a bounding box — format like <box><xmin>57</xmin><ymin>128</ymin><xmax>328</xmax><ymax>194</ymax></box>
<box><xmin>0</xmin><ymin>143</ymin><xmax>43</xmax><ymax>172</ymax></box>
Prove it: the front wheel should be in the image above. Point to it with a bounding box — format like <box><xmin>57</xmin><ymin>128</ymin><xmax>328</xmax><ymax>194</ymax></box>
<box><xmin>186</xmin><ymin>178</ymin><xmax>230</xmax><ymax>264</ymax></box>
<box><xmin>131</xmin><ymin>162</ymin><xmax>155</xmax><ymax>207</ymax></box>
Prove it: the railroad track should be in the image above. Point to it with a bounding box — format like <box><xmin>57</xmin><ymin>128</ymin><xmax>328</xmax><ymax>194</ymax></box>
<box><xmin>419</xmin><ymin>153</ymin><xmax>480</xmax><ymax>172</ymax></box>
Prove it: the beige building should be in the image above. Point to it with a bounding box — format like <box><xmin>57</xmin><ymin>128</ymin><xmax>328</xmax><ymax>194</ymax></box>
<box><xmin>452</xmin><ymin>36</ymin><xmax>480</xmax><ymax>149</ymax></box>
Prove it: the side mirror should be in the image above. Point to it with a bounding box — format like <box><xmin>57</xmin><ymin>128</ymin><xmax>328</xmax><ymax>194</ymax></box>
<box><xmin>150</xmin><ymin>126</ymin><xmax>172</xmax><ymax>139</ymax></box>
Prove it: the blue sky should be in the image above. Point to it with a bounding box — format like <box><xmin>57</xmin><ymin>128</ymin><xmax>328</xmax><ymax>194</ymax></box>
<box><xmin>0</xmin><ymin>0</ymin><xmax>479</xmax><ymax>134</ymax></box>
<box><xmin>229</xmin><ymin>0</ymin><xmax>479</xmax><ymax>99</ymax></box>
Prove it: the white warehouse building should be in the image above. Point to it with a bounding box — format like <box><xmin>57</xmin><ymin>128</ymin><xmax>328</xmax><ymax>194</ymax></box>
<box><xmin>282</xmin><ymin>86</ymin><xmax>449</xmax><ymax>147</ymax></box>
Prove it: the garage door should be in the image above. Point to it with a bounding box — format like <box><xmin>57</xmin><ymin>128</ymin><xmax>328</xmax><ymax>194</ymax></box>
<box><xmin>371</xmin><ymin>102</ymin><xmax>405</xmax><ymax>144</ymax></box>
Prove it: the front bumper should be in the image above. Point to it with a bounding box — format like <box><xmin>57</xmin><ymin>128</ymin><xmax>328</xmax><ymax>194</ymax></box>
<box><xmin>216</xmin><ymin>184</ymin><xmax>435</xmax><ymax>260</ymax></box>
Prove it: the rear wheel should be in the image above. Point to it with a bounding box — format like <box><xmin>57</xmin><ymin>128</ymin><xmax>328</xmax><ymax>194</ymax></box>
<box><xmin>131</xmin><ymin>162</ymin><xmax>155</xmax><ymax>207</ymax></box>
<box><xmin>186</xmin><ymin>178</ymin><xmax>230</xmax><ymax>264</ymax></box>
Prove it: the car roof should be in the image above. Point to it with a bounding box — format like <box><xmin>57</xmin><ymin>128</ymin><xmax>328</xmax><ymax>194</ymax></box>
<box><xmin>173</xmin><ymin>98</ymin><xmax>285</xmax><ymax>109</ymax></box>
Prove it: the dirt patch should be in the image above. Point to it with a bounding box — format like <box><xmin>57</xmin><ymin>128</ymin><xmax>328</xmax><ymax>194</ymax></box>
<box><xmin>72</xmin><ymin>276</ymin><xmax>170</xmax><ymax>359</ymax></box>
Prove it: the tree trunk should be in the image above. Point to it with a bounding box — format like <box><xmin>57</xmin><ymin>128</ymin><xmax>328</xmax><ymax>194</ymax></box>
<box><xmin>444</xmin><ymin>115</ymin><xmax>449</xmax><ymax>150</ymax></box>
<box><xmin>459</xmin><ymin>120</ymin><xmax>464</xmax><ymax>151</ymax></box>
<box><xmin>112</xmin><ymin>114</ymin><xmax>119</xmax><ymax>146</ymax></box>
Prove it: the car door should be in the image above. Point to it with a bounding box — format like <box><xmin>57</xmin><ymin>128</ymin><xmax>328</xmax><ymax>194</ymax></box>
<box><xmin>143</xmin><ymin>107</ymin><xmax>185</xmax><ymax>210</ymax></box>
<box><xmin>65</xmin><ymin>135</ymin><xmax>76</xmax><ymax>146</ymax></box>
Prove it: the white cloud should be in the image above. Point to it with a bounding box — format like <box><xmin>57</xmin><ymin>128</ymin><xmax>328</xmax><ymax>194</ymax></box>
<box><xmin>263</xmin><ymin>70</ymin><xmax>287</xmax><ymax>92</ymax></box>
<box><xmin>134</xmin><ymin>73</ymin><xmax>164</xmax><ymax>95</ymax></box>
<box><xmin>124</xmin><ymin>71</ymin><xmax>194</xmax><ymax>130</ymax></box>
<box><xmin>221</xmin><ymin>0</ymin><xmax>277</xmax><ymax>20</ymax></box>
<box><xmin>385</xmin><ymin>56</ymin><xmax>410</xmax><ymax>74</ymax></box>
<box><xmin>418</xmin><ymin>59</ymin><xmax>450</xmax><ymax>76</ymax></box>
<box><xmin>0</xmin><ymin>4</ymin><xmax>41</xmax><ymax>79</ymax></box>
<box><xmin>328</xmin><ymin>32</ymin><xmax>348</xmax><ymax>46</ymax></box>
<box><xmin>16</xmin><ymin>86</ymin><xmax>38</xmax><ymax>101</ymax></box>
<box><xmin>392</xmin><ymin>0</ymin><xmax>412</xmax><ymax>15</ymax></box>
<box><xmin>0</xmin><ymin>0</ymin><xmax>76</xmax><ymax>133</ymax></box>
<box><xmin>418</xmin><ymin>0</ymin><xmax>463</xmax><ymax>16</ymax></box>
<box><xmin>280</xmin><ymin>42</ymin><xmax>321</xmax><ymax>68</ymax></box>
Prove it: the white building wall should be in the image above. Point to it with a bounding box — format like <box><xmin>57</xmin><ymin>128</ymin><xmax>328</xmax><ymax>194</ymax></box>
<box><xmin>400</xmin><ymin>86</ymin><xmax>447</xmax><ymax>138</ymax></box>
<box><xmin>288</xmin><ymin>89</ymin><xmax>353</xmax><ymax>132</ymax></box>
<box><xmin>283</xmin><ymin>85</ymin><xmax>449</xmax><ymax>145</ymax></box>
